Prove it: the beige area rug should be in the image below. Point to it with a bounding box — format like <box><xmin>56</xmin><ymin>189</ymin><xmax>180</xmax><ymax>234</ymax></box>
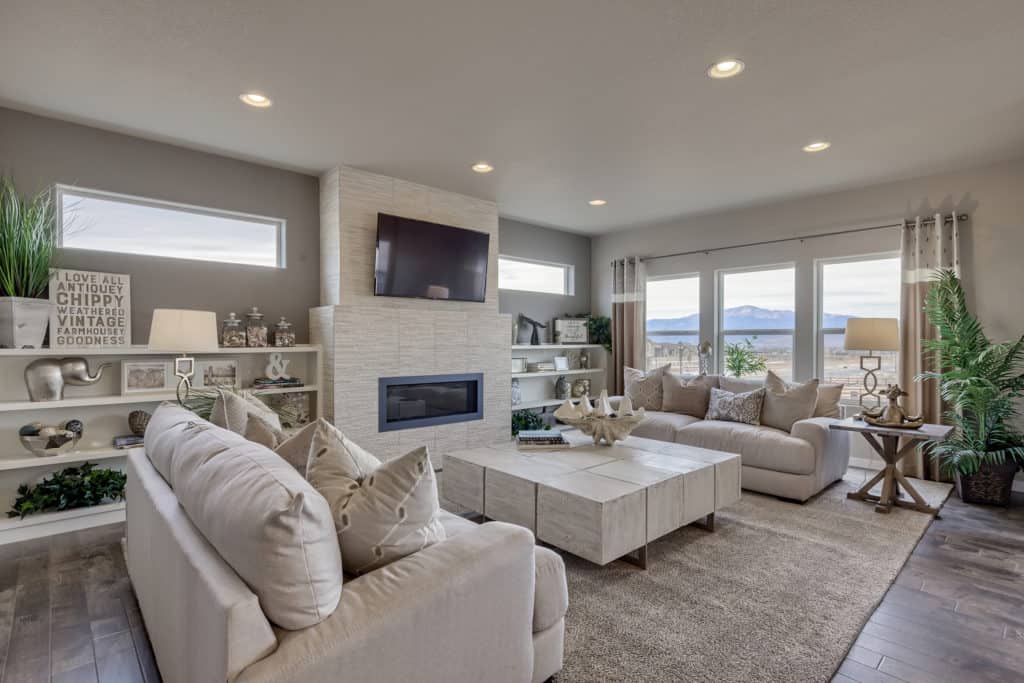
<box><xmin>551</xmin><ymin>470</ymin><xmax>951</xmax><ymax>683</ymax></box>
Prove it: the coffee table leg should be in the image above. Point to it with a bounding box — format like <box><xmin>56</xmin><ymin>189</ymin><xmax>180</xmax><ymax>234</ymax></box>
<box><xmin>620</xmin><ymin>544</ymin><xmax>648</xmax><ymax>570</ymax></box>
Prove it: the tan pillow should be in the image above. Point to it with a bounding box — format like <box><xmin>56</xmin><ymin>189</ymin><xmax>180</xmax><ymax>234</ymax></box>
<box><xmin>762</xmin><ymin>371</ymin><xmax>819</xmax><ymax>432</ymax></box>
<box><xmin>244</xmin><ymin>413</ymin><xmax>284</xmax><ymax>449</ymax></box>
<box><xmin>308</xmin><ymin>419</ymin><xmax>381</xmax><ymax>482</ymax></box>
<box><xmin>210</xmin><ymin>390</ymin><xmax>283</xmax><ymax>434</ymax></box>
<box><xmin>273</xmin><ymin>419</ymin><xmax>321</xmax><ymax>473</ymax></box>
<box><xmin>144</xmin><ymin>404</ymin><xmax>343</xmax><ymax>630</ymax></box>
<box><xmin>719</xmin><ymin>376</ymin><xmax>763</xmax><ymax>394</ymax></box>
<box><xmin>624</xmin><ymin>364</ymin><xmax>671</xmax><ymax>410</ymax></box>
<box><xmin>308</xmin><ymin>445</ymin><xmax>445</xmax><ymax>575</ymax></box>
<box><xmin>662</xmin><ymin>374</ymin><xmax>715</xmax><ymax>417</ymax></box>
<box><xmin>813</xmin><ymin>383</ymin><xmax>844</xmax><ymax>418</ymax></box>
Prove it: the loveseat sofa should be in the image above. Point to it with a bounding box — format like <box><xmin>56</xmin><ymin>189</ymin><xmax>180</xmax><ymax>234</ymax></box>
<box><xmin>628</xmin><ymin>374</ymin><xmax>851</xmax><ymax>501</ymax></box>
<box><xmin>127</xmin><ymin>405</ymin><xmax>568</xmax><ymax>683</ymax></box>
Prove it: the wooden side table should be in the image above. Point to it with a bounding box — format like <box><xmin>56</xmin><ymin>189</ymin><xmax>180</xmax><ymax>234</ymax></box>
<box><xmin>829</xmin><ymin>418</ymin><xmax>953</xmax><ymax>515</ymax></box>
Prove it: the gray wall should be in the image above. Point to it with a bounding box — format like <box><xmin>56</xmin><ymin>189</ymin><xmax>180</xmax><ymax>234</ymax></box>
<box><xmin>498</xmin><ymin>217</ymin><xmax>591</xmax><ymax>343</ymax></box>
<box><xmin>0</xmin><ymin>107</ymin><xmax>320</xmax><ymax>342</ymax></box>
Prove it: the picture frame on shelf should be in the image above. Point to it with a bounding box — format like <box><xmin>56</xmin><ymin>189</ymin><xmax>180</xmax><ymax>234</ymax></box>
<box><xmin>197</xmin><ymin>359</ymin><xmax>239</xmax><ymax>389</ymax></box>
<box><xmin>553</xmin><ymin>356</ymin><xmax>570</xmax><ymax>371</ymax></box>
<box><xmin>553</xmin><ymin>318</ymin><xmax>588</xmax><ymax>344</ymax></box>
<box><xmin>122</xmin><ymin>361</ymin><xmax>171</xmax><ymax>394</ymax></box>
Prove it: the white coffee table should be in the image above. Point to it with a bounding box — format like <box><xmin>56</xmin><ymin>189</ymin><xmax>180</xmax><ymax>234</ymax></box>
<box><xmin>443</xmin><ymin>431</ymin><xmax>741</xmax><ymax>568</ymax></box>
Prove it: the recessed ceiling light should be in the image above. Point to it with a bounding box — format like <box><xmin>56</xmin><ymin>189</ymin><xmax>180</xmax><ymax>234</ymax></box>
<box><xmin>707</xmin><ymin>59</ymin><xmax>745</xmax><ymax>79</ymax></box>
<box><xmin>239</xmin><ymin>92</ymin><xmax>272</xmax><ymax>108</ymax></box>
<box><xmin>472</xmin><ymin>162</ymin><xmax>494</xmax><ymax>173</ymax></box>
<box><xmin>588</xmin><ymin>199</ymin><xmax>607</xmax><ymax>206</ymax></box>
<box><xmin>802</xmin><ymin>140</ymin><xmax>831</xmax><ymax>153</ymax></box>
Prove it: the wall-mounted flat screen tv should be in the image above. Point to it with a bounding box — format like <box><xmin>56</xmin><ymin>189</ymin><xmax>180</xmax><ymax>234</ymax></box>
<box><xmin>374</xmin><ymin>213</ymin><xmax>490</xmax><ymax>302</ymax></box>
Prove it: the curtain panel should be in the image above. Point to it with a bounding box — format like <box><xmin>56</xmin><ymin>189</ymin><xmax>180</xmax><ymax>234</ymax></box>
<box><xmin>900</xmin><ymin>213</ymin><xmax>961</xmax><ymax>480</ymax></box>
<box><xmin>611</xmin><ymin>257</ymin><xmax>646</xmax><ymax>394</ymax></box>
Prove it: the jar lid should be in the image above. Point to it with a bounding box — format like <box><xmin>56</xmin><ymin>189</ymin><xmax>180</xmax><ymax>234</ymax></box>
<box><xmin>246</xmin><ymin>306</ymin><xmax>264</xmax><ymax>320</ymax></box>
<box><xmin>224</xmin><ymin>312</ymin><xmax>242</xmax><ymax>325</ymax></box>
<box><xmin>276</xmin><ymin>316</ymin><xmax>292</xmax><ymax>329</ymax></box>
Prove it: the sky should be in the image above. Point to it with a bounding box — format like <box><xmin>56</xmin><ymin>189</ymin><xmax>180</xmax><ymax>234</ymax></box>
<box><xmin>646</xmin><ymin>258</ymin><xmax>900</xmax><ymax>320</ymax></box>
<box><xmin>62</xmin><ymin>192</ymin><xmax>280</xmax><ymax>267</ymax></box>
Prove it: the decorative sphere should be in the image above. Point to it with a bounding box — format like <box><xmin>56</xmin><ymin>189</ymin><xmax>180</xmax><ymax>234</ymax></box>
<box><xmin>18</xmin><ymin>424</ymin><xmax>40</xmax><ymax>436</ymax></box>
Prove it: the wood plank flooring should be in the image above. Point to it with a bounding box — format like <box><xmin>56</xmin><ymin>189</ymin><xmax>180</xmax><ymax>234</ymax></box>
<box><xmin>833</xmin><ymin>491</ymin><xmax>1024</xmax><ymax>683</ymax></box>
<box><xmin>0</xmin><ymin>491</ymin><xmax>1019</xmax><ymax>682</ymax></box>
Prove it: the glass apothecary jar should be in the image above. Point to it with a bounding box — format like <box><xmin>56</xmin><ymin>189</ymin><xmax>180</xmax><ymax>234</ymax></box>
<box><xmin>274</xmin><ymin>316</ymin><xmax>296</xmax><ymax>347</ymax></box>
<box><xmin>245</xmin><ymin>306</ymin><xmax>268</xmax><ymax>347</ymax></box>
<box><xmin>220</xmin><ymin>312</ymin><xmax>246</xmax><ymax>347</ymax></box>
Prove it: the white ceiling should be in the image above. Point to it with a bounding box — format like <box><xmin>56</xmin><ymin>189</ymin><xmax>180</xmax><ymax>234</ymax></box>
<box><xmin>3</xmin><ymin>0</ymin><xmax>1024</xmax><ymax>234</ymax></box>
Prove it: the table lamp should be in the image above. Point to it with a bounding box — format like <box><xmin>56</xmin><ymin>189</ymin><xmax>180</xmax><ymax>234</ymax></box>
<box><xmin>148</xmin><ymin>309</ymin><xmax>219</xmax><ymax>404</ymax></box>
<box><xmin>843</xmin><ymin>318</ymin><xmax>899</xmax><ymax>410</ymax></box>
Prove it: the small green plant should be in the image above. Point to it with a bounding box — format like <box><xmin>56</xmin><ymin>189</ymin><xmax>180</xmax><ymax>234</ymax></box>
<box><xmin>0</xmin><ymin>177</ymin><xmax>58</xmax><ymax>299</ymax></box>
<box><xmin>512</xmin><ymin>409</ymin><xmax>550</xmax><ymax>436</ymax></box>
<box><xmin>724</xmin><ymin>337</ymin><xmax>767</xmax><ymax>377</ymax></box>
<box><xmin>8</xmin><ymin>462</ymin><xmax>127</xmax><ymax>519</ymax></box>
<box><xmin>584</xmin><ymin>315</ymin><xmax>612</xmax><ymax>353</ymax></box>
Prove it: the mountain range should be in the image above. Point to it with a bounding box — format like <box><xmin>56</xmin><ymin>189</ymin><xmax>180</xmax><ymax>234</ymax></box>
<box><xmin>647</xmin><ymin>305</ymin><xmax>854</xmax><ymax>333</ymax></box>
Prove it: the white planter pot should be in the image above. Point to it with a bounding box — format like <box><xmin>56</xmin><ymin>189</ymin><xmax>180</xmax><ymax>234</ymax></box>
<box><xmin>0</xmin><ymin>297</ymin><xmax>51</xmax><ymax>348</ymax></box>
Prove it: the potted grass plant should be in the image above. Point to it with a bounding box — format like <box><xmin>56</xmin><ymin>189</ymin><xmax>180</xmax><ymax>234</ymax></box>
<box><xmin>919</xmin><ymin>269</ymin><xmax>1024</xmax><ymax>505</ymax></box>
<box><xmin>0</xmin><ymin>177</ymin><xmax>58</xmax><ymax>348</ymax></box>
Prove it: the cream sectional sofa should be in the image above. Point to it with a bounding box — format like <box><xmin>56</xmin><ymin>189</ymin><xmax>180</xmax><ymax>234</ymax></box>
<box><xmin>127</xmin><ymin>406</ymin><xmax>568</xmax><ymax>683</ymax></box>
<box><xmin>629</xmin><ymin>374</ymin><xmax>851</xmax><ymax>501</ymax></box>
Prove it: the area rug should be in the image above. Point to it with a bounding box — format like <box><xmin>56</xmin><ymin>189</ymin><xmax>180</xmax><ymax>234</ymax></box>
<box><xmin>554</xmin><ymin>470</ymin><xmax>952</xmax><ymax>682</ymax></box>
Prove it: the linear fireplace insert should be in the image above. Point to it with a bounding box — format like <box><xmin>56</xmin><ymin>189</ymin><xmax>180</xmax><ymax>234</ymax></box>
<box><xmin>378</xmin><ymin>373</ymin><xmax>484</xmax><ymax>432</ymax></box>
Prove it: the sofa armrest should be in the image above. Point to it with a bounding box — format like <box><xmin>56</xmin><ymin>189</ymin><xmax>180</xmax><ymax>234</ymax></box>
<box><xmin>791</xmin><ymin>417</ymin><xmax>851</xmax><ymax>486</ymax></box>
<box><xmin>237</xmin><ymin>522</ymin><xmax>537</xmax><ymax>683</ymax></box>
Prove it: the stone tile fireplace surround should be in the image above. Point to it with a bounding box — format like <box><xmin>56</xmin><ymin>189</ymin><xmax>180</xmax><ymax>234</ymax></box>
<box><xmin>311</xmin><ymin>166</ymin><xmax>511</xmax><ymax>463</ymax></box>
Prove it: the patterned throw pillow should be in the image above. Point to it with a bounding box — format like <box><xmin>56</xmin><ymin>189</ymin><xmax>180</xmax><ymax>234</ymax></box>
<box><xmin>307</xmin><ymin>444</ymin><xmax>445</xmax><ymax>575</ymax></box>
<box><xmin>624</xmin><ymin>364</ymin><xmax>671</xmax><ymax>410</ymax></box>
<box><xmin>705</xmin><ymin>387</ymin><xmax>766</xmax><ymax>425</ymax></box>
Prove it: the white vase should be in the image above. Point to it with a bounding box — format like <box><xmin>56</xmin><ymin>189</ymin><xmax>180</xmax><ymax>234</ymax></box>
<box><xmin>0</xmin><ymin>297</ymin><xmax>51</xmax><ymax>348</ymax></box>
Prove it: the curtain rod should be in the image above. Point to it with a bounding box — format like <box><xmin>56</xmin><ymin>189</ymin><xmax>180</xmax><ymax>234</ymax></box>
<box><xmin>634</xmin><ymin>213</ymin><xmax>968</xmax><ymax>263</ymax></box>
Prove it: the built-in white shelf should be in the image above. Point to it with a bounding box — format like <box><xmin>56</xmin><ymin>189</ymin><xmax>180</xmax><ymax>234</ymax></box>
<box><xmin>0</xmin><ymin>446</ymin><xmax>138</xmax><ymax>472</ymax></box>
<box><xmin>511</xmin><ymin>344</ymin><xmax>603</xmax><ymax>351</ymax></box>
<box><xmin>511</xmin><ymin>369</ymin><xmax>604</xmax><ymax>379</ymax></box>
<box><xmin>0</xmin><ymin>501</ymin><xmax>126</xmax><ymax>545</ymax></box>
<box><xmin>0</xmin><ymin>344</ymin><xmax>321</xmax><ymax>358</ymax></box>
<box><xmin>513</xmin><ymin>397</ymin><xmax>588</xmax><ymax>411</ymax></box>
<box><xmin>0</xmin><ymin>385</ymin><xmax>319</xmax><ymax>413</ymax></box>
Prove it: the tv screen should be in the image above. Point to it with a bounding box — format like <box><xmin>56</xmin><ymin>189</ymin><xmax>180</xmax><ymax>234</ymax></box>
<box><xmin>374</xmin><ymin>213</ymin><xmax>490</xmax><ymax>302</ymax></box>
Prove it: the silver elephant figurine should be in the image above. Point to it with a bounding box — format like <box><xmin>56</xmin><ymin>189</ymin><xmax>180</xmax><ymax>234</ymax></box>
<box><xmin>24</xmin><ymin>357</ymin><xmax>111</xmax><ymax>402</ymax></box>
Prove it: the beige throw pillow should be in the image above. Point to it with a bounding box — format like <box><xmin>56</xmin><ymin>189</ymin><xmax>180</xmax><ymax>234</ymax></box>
<box><xmin>308</xmin><ymin>445</ymin><xmax>446</xmax><ymax>575</ymax></box>
<box><xmin>718</xmin><ymin>376</ymin><xmax>763</xmax><ymax>394</ymax></box>
<box><xmin>813</xmin><ymin>383</ymin><xmax>844</xmax><ymax>418</ymax></box>
<box><xmin>273</xmin><ymin>419</ymin><xmax>321</xmax><ymax>473</ymax></box>
<box><xmin>308</xmin><ymin>419</ymin><xmax>381</xmax><ymax>481</ymax></box>
<box><xmin>662</xmin><ymin>374</ymin><xmax>716</xmax><ymax>417</ymax></box>
<box><xmin>244</xmin><ymin>413</ymin><xmax>284</xmax><ymax>449</ymax></box>
<box><xmin>705</xmin><ymin>387</ymin><xmax>766</xmax><ymax>425</ymax></box>
<box><xmin>210</xmin><ymin>390</ymin><xmax>283</xmax><ymax>435</ymax></box>
<box><xmin>762</xmin><ymin>371</ymin><xmax>819</xmax><ymax>432</ymax></box>
<box><xmin>624</xmin><ymin>364</ymin><xmax>671</xmax><ymax>410</ymax></box>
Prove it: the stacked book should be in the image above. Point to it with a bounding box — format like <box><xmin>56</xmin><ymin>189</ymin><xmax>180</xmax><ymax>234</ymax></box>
<box><xmin>527</xmin><ymin>361</ymin><xmax>556</xmax><ymax>372</ymax></box>
<box><xmin>516</xmin><ymin>429</ymin><xmax>568</xmax><ymax>451</ymax></box>
<box><xmin>253</xmin><ymin>377</ymin><xmax>304</xmax><ymax>389</ymax></box>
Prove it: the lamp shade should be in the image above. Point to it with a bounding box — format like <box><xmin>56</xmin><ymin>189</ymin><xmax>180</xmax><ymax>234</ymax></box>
<box><xmin>843</xmin><ymin>317</ymin><xmax>899</xmax><ymax>351</ymax></box>
<box><xmin>148</xmin><ymin>309</ymin><xmax>219</xmax><ymax>353</ymax></box>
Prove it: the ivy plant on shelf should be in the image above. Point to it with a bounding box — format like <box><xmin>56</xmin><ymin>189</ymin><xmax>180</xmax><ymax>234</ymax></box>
<box><xmin>8</xmin><ymin>462</ymin><xmax>127</xmax><ymax>519</ymax></box>
<box><xmin>512</xmin><ymin>409</ymin><xmax>550</xmax><ymax>436</ymax></box>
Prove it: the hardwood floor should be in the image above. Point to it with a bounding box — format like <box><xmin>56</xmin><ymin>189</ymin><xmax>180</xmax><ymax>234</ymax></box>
<box><xmin>833</xmin><ymin>491</ymin><xmax>1024</xmax><ymax>683</ymax></box>
<box><xmin>0</xmin><ymin>491</ymin><xmax>1019</xmax><ymax>682</ymax></box>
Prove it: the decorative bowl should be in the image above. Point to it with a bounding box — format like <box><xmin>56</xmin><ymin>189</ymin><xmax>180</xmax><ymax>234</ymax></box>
<box><xmin>19</xmin><ymin>431</ymin><xmax>82</xmax><ymax>457</ymax></box>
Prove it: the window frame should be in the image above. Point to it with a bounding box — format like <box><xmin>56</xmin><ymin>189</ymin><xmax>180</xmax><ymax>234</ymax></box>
<box><xmin>497</xmin><ymin>254</ymin><xmax>574</xmax><ymax>296</ymax></box>
<box><xmin>814</xmin><ymin>251</ymin><xmax>901</xmax><ymax>401</ymax></box>
<box><xmin>644</xmin><ymin>273</ymin><xmax>701</xmax><ymax>372</ymax></box>
<box><xmin>715</xmin><ymin>262</ymin><xmax>796</xmax><ymax>378</ymax></box>
<box><xmin>55</xmin><ymin>184</ymin><xmax>288</xmax><ymax>268</ymax></box>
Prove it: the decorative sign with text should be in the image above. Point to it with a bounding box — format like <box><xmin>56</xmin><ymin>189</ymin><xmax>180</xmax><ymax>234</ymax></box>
<box><xmin>49</xmin><ymin>269</ymin><xmax>131</xmax><ymax>348</ymax></box>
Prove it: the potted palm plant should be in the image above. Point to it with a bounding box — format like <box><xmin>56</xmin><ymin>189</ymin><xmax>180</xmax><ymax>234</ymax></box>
<box><xmin>919</xmin><ymin>269</ymin><xmax>1024</xmax><ymax>505</ymax></box>
<box><xmin>0</xmin><ymin>177</ymin><xmax>58</xmax><ymax>348</ymax></box>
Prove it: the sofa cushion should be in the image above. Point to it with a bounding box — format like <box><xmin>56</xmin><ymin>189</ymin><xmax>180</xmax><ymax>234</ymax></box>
<box><xmin>438</xmin><ymin>509</ymin><xmax>478</xmax><ymax>537</ymax></box>
<box><xmin>308</xmin><ymin>445</ymin><xmax>446</xmax><ymax>575</ymax></box>
<box><xmin>675</xmin><ymin>420</ymin><xmax>817</xmax><ymax>475</ymax></box>
<box><xmin>533</xmin><ymin>547</ymin><xmax>569</xmax><ymax>633</ymax></box>
<box><xmin>624</xmin><ymin>364</ymin><xmax>670</xmax><ymax>410</ymax></box>
<box><xmin>705</xmin><ymin>387</ymin><xmax>766</xmax><ymax>425</ymax></box>
<box><xmin>144</xmin><ymin>404</ymin><xmax>343</xmax><ymax>630</ymax></box>
<box><xmin>631</xmin><ymin>411</ymin><xmax>702</xmax><ymax>442</ymax></box>
<box><xmin>662</xmin><ymin>374</ymin><xmax>716</xmax><ymax>417</ymax></box>
<box><xmin>762</xmin><ymin>371</ymin><xmax>818</xmax><ymax>432</ymax></box>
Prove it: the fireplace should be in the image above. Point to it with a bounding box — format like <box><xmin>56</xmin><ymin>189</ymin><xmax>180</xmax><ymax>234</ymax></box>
<box><xmin>378</xmin><ymin>373</ymin><xmax>484</xmax><ymax>432</ymax></box>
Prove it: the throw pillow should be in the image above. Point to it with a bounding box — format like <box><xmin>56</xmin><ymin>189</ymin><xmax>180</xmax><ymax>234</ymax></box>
<box><xmin>210</xmin><ymin>390</ymin><xmax>283</xmax><ymax>435</ymax></box>
<box><xmin>273</xmin><ymin>419</ymin><xmax>321</xmax><ymax>473</ymax></box>
<box><xmin>813</xmin><ymin>383</ymin><xmax>844</xmax><ymax>418</ymax></box>
<box><xmin>718</xmin><ymin>376</ymin><xmax>763</xmax><ymax>394</ymax></box>
<box><xmin>705</xmin><ymin>387</ymin><xmax>766</xmax><ymax>425</ymax></box>
<box><xmin>762</xmin><ymin>370</ymin><xmax>819</xmax><ymax>432</ymax></box>
<box><xmin>662</xmin><ymin>374</ymin><xmax>716</xmax><ymax>417</ymax></box>
<box><xmin>308</xmin><ymin>419</ymin><xmax>381</xmax><ymax>481</ymax></box>
<box><xmin>244</xmin><ymin>413</ymin><xmax>284</xmax><ymax>449</ymax></box>
<box><xmin>307</xmin><ymin>445</ymin><xmax>446</xmax><ymax>575</ymax></box>
<box><xmin>624</xmin><ymin>364</ymin><xmax>671</xmax><ymax>410</ymax></box>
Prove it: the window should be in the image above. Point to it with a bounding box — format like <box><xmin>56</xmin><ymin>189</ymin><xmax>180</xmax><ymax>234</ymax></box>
<box><xmin>57</xmin><ymin>185</ymin><xmax>285</xmax><ymax>268</ymax></box>
<box><xmin>818</xmin><ymin>255</ymin><xmax>900</xmax><ymax>403</ymax></box>
<box><xmin>498</xmin><ymin>256</ymin><xmax>573</xmax><ymax>295</ymax></box>
<box><xmin>645</xmin><ymin>275</ymin><xmax>700</xmax><ymax>372</ymax></box>
<box><xmin>718</xmin><ymin>265</ymin><xmax>795</xmax><ymax>380</ymax></box>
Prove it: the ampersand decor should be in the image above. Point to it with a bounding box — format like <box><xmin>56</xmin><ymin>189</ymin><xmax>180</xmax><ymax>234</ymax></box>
<box><xmin>265</xmin><ymin>352</ymin><xmax>292</xmax><ymax>380</ymax></box>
